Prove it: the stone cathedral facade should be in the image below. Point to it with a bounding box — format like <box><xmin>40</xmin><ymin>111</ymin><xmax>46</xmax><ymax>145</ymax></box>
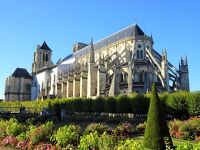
<box><xmin>5</xmin><ymin>24</ymin><xmax>190</xmax><ymax>101</ymax></box>
<box><xmin>30</xmin><ymin>24</ymin><xmax>190</xmax><ymax>100</ymax></box>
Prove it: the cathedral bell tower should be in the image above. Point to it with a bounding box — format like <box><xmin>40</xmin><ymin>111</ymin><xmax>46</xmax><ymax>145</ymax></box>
<box><xmin>32</xmin><ymin>41</ymin><xmax>53</xmax><ymax>74</ymax></box>
<box><xmin>179</xmin><ymin>56</ymin><xmax>190</xmax><ymax>91</ymax></box>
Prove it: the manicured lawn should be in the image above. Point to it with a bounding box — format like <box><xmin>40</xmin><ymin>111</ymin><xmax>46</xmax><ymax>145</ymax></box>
<box><xmin>172</xmin><ymin>138</ymin><xmax>198</xmax><ymax>146</ymax></box>
<box><xmin>131</xmin><ymin>135</ymin><xmax>198</xmax><ymax>146</ymax></box>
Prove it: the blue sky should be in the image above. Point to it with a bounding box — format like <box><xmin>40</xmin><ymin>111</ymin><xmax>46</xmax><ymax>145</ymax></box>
<box><xmin>0</xmin><ymin>0</ymin><xmax>200</xmax><ymax>99</ymax></box>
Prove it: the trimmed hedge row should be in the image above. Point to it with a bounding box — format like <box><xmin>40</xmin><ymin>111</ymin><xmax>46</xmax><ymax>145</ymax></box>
<box><xmin>62</xmin><ymin>94</ymin><xmax>149</xmax><ymax>114</ymax></box>
<box><xmin>0</xmin><ymin>91</ymin><xmax>200</xmax><ymax>118</ymax></box>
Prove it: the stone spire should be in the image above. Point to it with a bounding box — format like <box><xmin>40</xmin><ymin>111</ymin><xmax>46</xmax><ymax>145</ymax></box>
<box><xmin>87</xmin><ymin>37</ymin><xmax>97</xmax><ymax>98</ymax></box>
<box><xmin>161</xmin><ymin>48</ymin><xmax>169</xmax><ymax>91</ymax></box>
<box><xmin>89</xmin><ymin>38</ymin><xmax>95</xmax><ymax>63</ymax></box>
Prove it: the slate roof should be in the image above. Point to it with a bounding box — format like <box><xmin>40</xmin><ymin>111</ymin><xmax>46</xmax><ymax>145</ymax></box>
<box><xmin>73</xmin><ymin>24</ymin><xmax>144</xmax><ymax>57</ymax></box>
<box><xmin>12</xmin><ymin>68</ymin><xmax>32</xmax><ymax>79</ymax></box>
<box><xmin>61</xmin><ymin>54</ymin><xmax>73</xmax><ymax>62</ymax></box>
<box><xmin>40</xmin><ymin>41</ymin><xmax>52</xmax><ymax>51</ymax></box>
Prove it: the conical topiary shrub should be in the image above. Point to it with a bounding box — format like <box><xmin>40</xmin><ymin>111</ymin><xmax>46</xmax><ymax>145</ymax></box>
<box><xmin>143</xmin><ymin>83</ymin><xmax>173</xmax><ymax>150</ymax></box>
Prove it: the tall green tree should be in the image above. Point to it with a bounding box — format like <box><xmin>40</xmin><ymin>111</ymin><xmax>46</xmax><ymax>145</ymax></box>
<box><xmin>143</xmin><ymin>83</ymin><xmax>173</xmax><ymax>150</ymax></box>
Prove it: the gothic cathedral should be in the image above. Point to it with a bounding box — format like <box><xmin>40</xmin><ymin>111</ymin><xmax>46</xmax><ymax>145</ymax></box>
<box><xmin>5</xmin><ymin>24</ymin><xmax>190</xmax><ymax>101</ymax></box>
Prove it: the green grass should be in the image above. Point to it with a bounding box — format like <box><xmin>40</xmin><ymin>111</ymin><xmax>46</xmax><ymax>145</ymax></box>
<box><xmin>172</xmin><ymin>138</ymin><xmax>198</xmax><ymax>146</ymax></box>
<box><xmin>131</xmin><ymin>135</ymin><xmax>198</xmax><ymax>146</ymax></box>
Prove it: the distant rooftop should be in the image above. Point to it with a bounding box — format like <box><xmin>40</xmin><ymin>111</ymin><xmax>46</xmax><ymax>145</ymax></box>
<box><xmin>12</xmin><ymin>68</ymin><xmax>32</xmax><ymax>79</ymax></box>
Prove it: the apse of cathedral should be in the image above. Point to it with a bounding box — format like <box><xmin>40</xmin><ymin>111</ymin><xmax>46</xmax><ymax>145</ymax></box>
<box><xmin>5</xmin><ymin>24</ymin><xmax>190</xmax><ymax>101</ymax></box>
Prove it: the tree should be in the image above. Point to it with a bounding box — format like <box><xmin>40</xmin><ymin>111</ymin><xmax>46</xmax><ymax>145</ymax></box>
<box><xmin>143</xmin><ymin>83</ymin><xmax>173</xmax><ymax>150</ymax></box>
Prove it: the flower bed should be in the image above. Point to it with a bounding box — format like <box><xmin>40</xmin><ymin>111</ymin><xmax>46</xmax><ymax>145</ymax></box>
<box><xmin>169</xmin><ymin>117</ymin><xmax>200</xmax><ymax>141</ymax></box>
<box><xmin>1</xmin><ymin>117</ymin><xmax>200</xmax><ymax>149</ymax></box>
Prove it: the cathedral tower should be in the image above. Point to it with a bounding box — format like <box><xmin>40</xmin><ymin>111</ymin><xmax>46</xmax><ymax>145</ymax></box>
<box><xmin>32</xmin><ymin>41</ymin><xmax>53</xmax><ymax>74</ymax></box>
<box><xmin>179</xmin><ymin>56</ymin><xmax>190</xmax><ymax>90</ymax></box>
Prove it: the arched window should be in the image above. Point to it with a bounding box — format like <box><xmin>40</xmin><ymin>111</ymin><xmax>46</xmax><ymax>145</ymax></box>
<box><xmin>140</xmin><ymin>50</ymin><xmax>143</xmax><ymax>59</ymax></box>
<box><xmin>43</xmin><ymin>53</ymin><xmax>45</xmax><ymax>61</ymax></box>
<box><xmin>137</xmin><ymin>50</ymin><xmax>140</xmax><ymax>59</ymax></box>
<box><xmin>46</xmin><ymin>54</ymin><xmax>48</xmax><ymax>61</ymax></box>
<box><xmin>120</xmin><ymin>73</ymin><xmax>123</xmax><ymax>83</ymax></box>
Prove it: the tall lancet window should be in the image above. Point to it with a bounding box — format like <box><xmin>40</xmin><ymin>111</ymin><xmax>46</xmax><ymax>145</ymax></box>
<box><xmin>140</xmin><ymin>50</ymin><xmax>143</xmax><ymax>59</ymax></box>
<box><xmin>46</xmin><ymin>54</ymin><xmax>48</xmax><ymax>61</ymax></box>
<box><xmin>137</xmin><ymin>50</ymin><xmax>140</xmax><ymax>59</ymax></box>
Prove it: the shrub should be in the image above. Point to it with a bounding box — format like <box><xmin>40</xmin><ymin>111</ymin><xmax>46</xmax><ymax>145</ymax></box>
<box><xmin>53</xmin><ymin>101</ymin><xmax>61</xmax><ymax>120</ymax></box>
<box><xmin>166</xmin><ymin>91</ymin><xmax>189</xmax><ymax>118</ymax></box>
<box><xmin>0</xmin><ymin>119</ymin><xmax>8</xmax><ymax>138</ymax></box>
<box><xmin>82</xmin><ymin>98</ymin><xmax>93</xmax><ymax>112</ymax></box>
<box><xmin>6</xmin><ymin>118</ymin><xmax>26</xmax><ymax>137</ymax></box>
<box><xmin>99</xmin><ymin>132</ymin><xmax>116</xmax><ymax>150</ymax></box>
<box><xmin>136</xmin><ymin>122</ymin><xmax>146</xmax><ymax>134</ymax></box>
<box><xmin>143</xmin><ymin>83</ymin><xmax>173</xmax><ymax>150</ymax></box>
<box><xmin>79</xmin><ymin>131</ymin><xmax>115</xmax><ymax>150</ymax></box>
<box><xmin>117</xmin><ymin>139</ymin><xmax>144</xmax><ymax>150</ymax></box>
<box><xmin>169</xmin><ymin>117</ymin><xmax>200</xmax><ymax>141</ymax></box>
<box><xmin>104</xmin><ymin>96</ymin><xmax>116</xmax><ymax>113</ymax></box>
<box><xmin>84</xmin><ymin>123</ymin><xmax>110</xmax><ymax>135</ymax></box>
<box><xmin>73</xmin><ymin>98</ymin><xmax>83</xmax><ymax>112</ymax></box>
<box><xmin>64</xmin><ymin>99</ymin><xmax>75</xmax><ymax>114</ymax></box>
<box><xmin>112</xmin><ymin>122</ymin><xmax>134</xmax><ymax>138</ymax></box>
<box><xmin>17</xmin><ymin>132</ymin><xmax>28</xmax><ymax>141</ymax></box>
<box><xmin>53</xmin><ymin>124</ymin><xmax>81</xmax><ymax>148</ymax></box>
<box><xmin>28</xmin><ymin>121</ymin><xmax>54</xmax><ymax>145</ymax></box>
<box><xmin>187</xmin><ymin>92</ymin><xmax>200</xmax><ymax>116</ymax></box>
<box><xmin>116</xmin><ymin>95</ymin><xmax>131</xmax><ymax>113</ymax></box>
<box><xmin>168</xmin><ymin>119</ymin><xmax>183</xmax><ymax>139</ymax></box>
<box><xmin>79</xmin><ymin>131</ymin><xmax>100</xmax><ymax>150</ymax></box>
<box><xmin>129</xmin><ymin>93</ymin><xmax>150</xmax><ymax>114</ymax></box>
<box><xmin>92</xmin><ymin>97</ymin><xmax>105</xmax><ymax>113</ymax></box>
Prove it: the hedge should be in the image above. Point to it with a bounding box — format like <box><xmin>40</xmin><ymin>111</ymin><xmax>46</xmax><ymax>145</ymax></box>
<box><xmin>0</xmin><ymin>91</ymin><xmax>200</xmax><ymax>118</ymax></box>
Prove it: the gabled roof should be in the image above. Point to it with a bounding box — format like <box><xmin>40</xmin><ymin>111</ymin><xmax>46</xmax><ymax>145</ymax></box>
<box><xmin>74</xmin><ymin>24</ymin><xmax>145</xmax><ymax>57</ymax></box>
<box><xmin>40</xmin><ymin>41</ymin><xmax>52</xmax><ymax>51</ymax></box>
<box><xmin>134</xmin><ymin>24</ymin><xmax>144</xmax><ymax>36</ymax></box>
<box><xmin>12</xmin><ymin>68</ymin><xmax>32</xmax><ymax>79</ymax></box>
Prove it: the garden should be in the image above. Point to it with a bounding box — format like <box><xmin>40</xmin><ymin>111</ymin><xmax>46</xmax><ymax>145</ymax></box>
<box><xmin>0</xmin><ymin>86</ymin><xmax>200</xmax><ymax>149</ymax></box>
<box><xmin>1</xmin><ymin>118</ymin><xmax>200</xmax><ymax>150</ymax></box>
